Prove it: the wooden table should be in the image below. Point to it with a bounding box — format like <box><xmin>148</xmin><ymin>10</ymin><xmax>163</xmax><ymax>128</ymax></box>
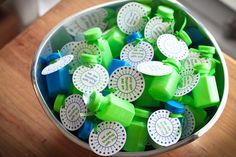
<box><xmin>0</xmin><ymin>0</ymin><xmax>235</xmax><ymax>156</ymax></box>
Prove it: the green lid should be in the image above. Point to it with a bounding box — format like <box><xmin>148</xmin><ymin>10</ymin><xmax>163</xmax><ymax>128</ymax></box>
<box><xmin>53</xmin><ymin>94</ymin><xmax>66</xmax><ymax>112</ymax></box>
<box><xmin>87</xmin><ymin>91</ymin><xmax>103</xmax><ymax>112</ymax></box>
<box><xmin>198</xmin><ymin>45</ymin><xmax>216</xmax><ymax>55</ymax></box>
<box><xmin>176</xmin><ymin>30</ymin><xmax>192</xmax><ymax>46</ymax></box>
<box><xmin>80</xmin><ymin>53</ymin><xmax>98</xmax><ymax>65</ymax></box>
<box><xmin>156</xmin><ymin>5</ymin><xmax>174</xmax><ymax>20</ymax></box>
<box><xmin>135</xmin><ymin>108</ymin><xmax>151</xmax><ymax>119</ymax></box>
<box><xmin>84</xmin><ymin>27</ymin><xmax>102</xmax><ymax>41</ymax></box>
<box><xmin>163</xmin><ymin>58</ymin><xmax>182</xmax><ymax>73</ymax></box>
<box><xmin>194</xmin><ymin>63</ymin><xmax>211</xmax><ymax>75</ymax></box>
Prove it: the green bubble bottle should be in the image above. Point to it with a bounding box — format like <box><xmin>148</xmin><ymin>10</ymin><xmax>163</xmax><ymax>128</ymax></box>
<box><xmin>123</xmin><ymin>108</ymin><xmax>150</xmax><ymax>152</ymax></box>
<box><xmin>84</xmin><ymin>91</ymin><xmax>135</xmax><ymax>127</ymax></box>
<box><xmin>192</xmin><ymin>63</ymin><xmax>220</xmax><ymax>108</ymax></box>
<box><xmin>148</xmin><ymin>58</ymin><xmax>182</xmax><ymax>102</ymax></box>
<box><xmin>84</xmin><ymin>27</ymin><xmax>113</xmax><ymax>69</ymax></box>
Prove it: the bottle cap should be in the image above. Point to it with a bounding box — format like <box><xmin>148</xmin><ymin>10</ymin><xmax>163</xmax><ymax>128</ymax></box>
<box><xmin>163</xmin><ymin>58</ymin><xmax>182</xmax><ymax>73</ymax></box>
<box><xmin>80</xmin><ymin>53</ymin><xmax>98</xmax><ymax>65</ymax></box>
<box><xmin>166</xmin><ymin>100</ymin><xmax>185</xmax><ymax>114</ymax></box>
<box><xmin>87</xmin><ymin>91</ymin><xmax>103</xmax><ymax>112</ymax></box>
<box><xmin>156</xmin><ymin>5</ymin><xmax>174</xmax><ymax>21</ymax></box>
<box><xmin>135</xmin><ymin>108</ymin><xmax>151</xmax><ymax>119</ymax></box>
<box><xmin>176</xmin><ymin>30</ymin><xmax>192</xmax><ymax>46</ymax></box>
<box><xmin>53</xmin><ymin>94</ymin><xmax>66</xmax><ymax>112</ymax></box>
<box><xmin>84</xmin><ymin>27</ymin><xmax>103</xmax><ymax>41</ymax></box>
<box><xmin>194</xmin><ymin>63</ymin><xmax>211</xmax><ymax>74</ymax></box>
<box><xmin>89</xmin><ymin>121</ymin><xmax>126</xmax><ymax>156</ymax></box>
<box><xmin>78</xmin><ymin>120</ymin><xmax>94</xmax><ymax>141</ymax></box>
<box><xmin>107</xmin><ymin>59</ymin><xmax>130</xmax><ymax>75</ymax></box>
<box><xmin>198</xmin><ymin>45</ymin><xmax>216</xmax><ymax>55</ymax></box>
<box><xmin>46</xmin><ymin>53</ymin><xmax>62</xmax><ymax>63</ymax></box>
<box><xmin>126</xmin><ymin>32</ymin><xmax>143</xmax><ymax>43</ymax></box>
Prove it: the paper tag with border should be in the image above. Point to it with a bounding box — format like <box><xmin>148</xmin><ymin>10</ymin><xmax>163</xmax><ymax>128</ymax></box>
<box><xmin>62</xmin><ymin>41</ymin><xmax>102</xmax><ymax>73</ymax></box>
<box><xmin>181</xmin><ymin>107</ymin><xmax>195</xmax><ymax>139</ymax></box>
<box><xmin>108</xmin><ymin>66</ymin><xmax>145</xmax><ymax>102</ymax></box>
<box><xmin>157</xmin><ymin>34</ymin><xmax>189</xmax><ymax>60</ymax></box>
<box><xmin>89</xmin><ymin>121</ymin><xmax>126</xmax><ymax>156</ymax></box>
<box><xmin>144</xmin><ymin>17</ymin><xmax>174</xmax><ymax>41</ymax></box>
<box><xmin>72</xmin><ymin>64</ymin><xmax>109</xmax><ymax>93</ymax></box>
<box><xmin>64</xmin><ymin>8</ymin><xmax>108</xmax><ymax>36</ymax></box>
<box><xmin>117</xmin><ymin>2</ymin><xmax>148</xmax><ymax>34</ymax></box>
<box><xmin>61</xmin><ymin>42</ymin><xmax>78</xmax><ymax>56</ymax></box>
<box><xmin>137</xmin><ymin>61</ymin><xmax>173</xmax><ymax>76</ymax></box>
<box><xmin>120</xmin><ymin>41</ymin><xmax>154</xmax><ymax>67</ymax></box>
<box><xmin>147</xmin><ymin>109</ymin><xmax>182</xmax><ymax>147</ymax></box>
<box><xmin>174</xmin><ymin>67</ymin><xmax>200</xmax><ymax>96</ymax></box>
<box><xmin>60</xmin><ymin>94</ymin><xmax>87</xmax><ymax>131</ymax></box>
<box><xmin>181</xmin><ymin>51</ymin><xmax>211</xmax><ymax>70</ymax></box>
<box><xmin>41</xmin><ymin>55</ymin><xmax>73</xmax><ymax>75</ymax></box>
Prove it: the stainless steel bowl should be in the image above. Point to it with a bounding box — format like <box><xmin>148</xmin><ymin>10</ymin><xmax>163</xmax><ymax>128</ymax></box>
<box><xmin>31</xmin><ymin>0</ymin><xmax>229</xmax><ymax>156</ymax></box>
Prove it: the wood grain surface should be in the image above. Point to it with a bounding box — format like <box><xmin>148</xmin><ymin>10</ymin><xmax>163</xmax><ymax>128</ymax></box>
<box><xmin>0</xmin><ymin>0</ymin><xmax>235</xmax><ymax>156</ymax></box>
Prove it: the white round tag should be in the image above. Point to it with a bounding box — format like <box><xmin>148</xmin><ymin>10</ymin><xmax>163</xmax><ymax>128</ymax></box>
<box><xmin>41</xmin><ymin>55</ymin><xmax>73</xmax><ymax>75</ymax></box>
<box><xmin>63</xmin><ymin>41</ymin><xmax>102</xmax><ymax>73</ymax></box>
<box><xmin>72</xmin><ymin>64</ymin><xmax>109</xmax><ymax>93</ymax></box>
<box><xmin>147</xmin><ymin>110</ymin><xmax>182</xmax><ymax>147</ymax></box>
<box><xmin>120</xmin><ymin>41</ymin><xmax>154</xmax><ymax>67</ymax></box>
<box><xmin>89</xmin><ymin>121</ymin><xmax>126</xmax><ymax>156</ymax></box>
<box><xmin>108</xmin><ymin>66</ymin><xmax>145</xmax><ymax>102</ymax></box>
<box><xmin>144</xmin><ymin>17</ymin><xmax>174</xmax><ymax>40</ymax></box>
<box><xmin>137</xmin><ymin>61</ymin><xmax>173</xmax><ymax>76</ymax></box>
<box><xmin>60</xmin><ymin>94</ymin><xmax>87</xmax><ymax>131</ymax></box>
<box><xmin>174</xmin><ymin>67</ymin><xmax>200</xmax><ymax>96</ymax></box>
<box><xmin>181</xmin><ymin>107</ymin><xmax>195</xmax><ymax>139</ymax></box>
<box><xmin>117</xmin><ymin>2</ymin><xmax>148</xmax><ymax>34</ymax></box>
<box><xmin>64</xmin><ymin>8</ymin><xmax>108</xmax><ymax>36</ymax></box>
<box><xmin>157</xmin><ymin>34</ymin><xmax>189</xmax><ymax>60</ymax></box>
<box><xmin>61</xmin><ymin>42</ymin><xmax>78</xmax><ymax>56</ymax></box>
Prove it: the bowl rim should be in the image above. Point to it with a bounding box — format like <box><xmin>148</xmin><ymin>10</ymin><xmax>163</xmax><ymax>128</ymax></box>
<box><xmin>31</xmin><ymin>0</ymin><xmax>229</xmax><ymax>156</ymax></box>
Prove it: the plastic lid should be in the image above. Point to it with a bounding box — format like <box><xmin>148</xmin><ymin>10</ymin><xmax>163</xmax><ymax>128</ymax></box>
<box><xmin>166</xmin><ymin>100</ymin><xmax>185</xmax><ymax>114</ymax></box>
<box><xmin>46</xmin><ymin>53</ymin><xmax>61</xmax><ymax>63</ymax></box>
<box><xmin>78</xmin><ymin>120</ymin><xmax>94</xmax><ymax>141</ymax></box>
<box><xmin>135</xmin><ymin>108</ymin><xmax>151</xmax><ymax>119</ymax></box>
<box><xmin>198</xmin><ymin>45</ymin><xmax>216</xmax><ymax>55</ymax></box>
<box><xmin>126</xmin><ymin>32</ymin><xmax>143</xmax><ymax>43</ymax></box>
<box><xmin>53</xmin><ymin>94</ymin><xmax>66</xmax><ymax>112</ymax></box>
<box><xmin>87</xmin><ymin>91</ymin><xmax>103</xmax><ymax>112</ymax></box>
<box><xmin>194</xmin><ymin>63</ymin><xmax>211</xmax><ymax>74</ymax></box>
<box><xmin>176</xmin><ymin>30</ymin><xmax>192</xmax><ymax>46</ymax></box>
<box><xmin>84</xmin><ymin>27</ymin><xmax>102</xmax><ymax>41</ymax></box>
<box><xmin>163</xmin><ymin>58</ymin><xmax>182</xmax><ymax>73</ymax></box>
<box><xmin>156</xmin><ymin>5</ymin><xmax>174</xmax><ymax>20</ymax></box>
<box><xmin>80</xmin><ymin>53</ymin><xmax>98</xmax><ymax>65</ymax></box>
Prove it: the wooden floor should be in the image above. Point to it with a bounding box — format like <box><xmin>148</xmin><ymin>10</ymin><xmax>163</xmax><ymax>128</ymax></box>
<box><xmin>0</xmin><ymin>0</ymin><xmax>236</xmax><ymax>156</ymax></box>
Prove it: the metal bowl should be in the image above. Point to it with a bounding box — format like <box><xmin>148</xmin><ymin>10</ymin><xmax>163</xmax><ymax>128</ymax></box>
<box><xmin>31</xmin><ymin>0</ymin><xmax>229</xmax><ymax>156</ymax></box>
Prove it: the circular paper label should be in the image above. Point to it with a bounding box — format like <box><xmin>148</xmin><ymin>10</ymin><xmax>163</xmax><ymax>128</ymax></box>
<box><xmin>120</xmin><ymin>41</ymin><xmax>154</xmax><ymax>67</ymax></box>
<box><xmin>89</xmin><ymin>121</ymin><xmax>126</xmax><ymax>156</ymax></box>
<box><xmin>144</xmin><ymin>17</ymin><xmax>174</xmax><ymax>41</ymax></box>
<box><xmin>64</xmin><ymin>8</ymin><xmax>108</xmax><ymax>36</ymax></box>
<box><xmin>108</xmin><ymin>66</ymin><xmax>145</xmax><ymax>102</ymax></box>
<box><xmin>41</xmin><ymin>55</ymin><xmax>73</xmax><ymax>75</ymax></box>
<box><xmin>157</xmin><ymin>34</ymin><xmax>189</xmax><ymax>60</ymax></box>
<box><xmin>147</xmin><ymin>110</ymin><xmax>182</xmax><ymax>147</ymax></box>
<box><xmin>64</xmin><ymin>41</ymin><xmax>102</xmax><ymax>73</ymax></box>
<box><xmin>137</xmin><ymin>61</ymin><xmax>173</xmax><ymax>76</ymax></box>
<box><xmin>60</xmin><ymin>94</ymin><xmax>87</xmax><ymax>131</ymax></box>
<box><xmin>174</xmin><ymin>67</ymin><xmax>200</xmax><ymax>96</ymax></box>
<box><xmin>72</xmin><ymin>64</ymin><xmax>109</xmax><ymax>93</ymax></box>
<box><xmin>117</xmin><ymin>2</ymin><xmax>148</xmax><ymax>34</ymax></box>
<box><xmin>181</xmin><ymin>107</ymin><xmax>195</xmax><ymax>139</ymax></box>
<box><xmin>182</xmin><ymin>51</ymin><xmax>211</xmax><ymax>70</ymax></box>
<box><xmin>61</xmin><ymin>42</ymin><xmax>78</xmax><ymax>56</ymax></box>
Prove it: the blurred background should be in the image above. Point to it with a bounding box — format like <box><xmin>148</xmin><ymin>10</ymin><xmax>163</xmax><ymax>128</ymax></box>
<box><xmin>0</xmin><ymin>0</ymin><xmax>236</xmax><ymax>58</ymax></box>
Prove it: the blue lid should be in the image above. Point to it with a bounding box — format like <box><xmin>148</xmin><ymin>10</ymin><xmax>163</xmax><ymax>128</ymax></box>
<box><xmin>77</xmin><ymin>120</ymin><xmax>94</xmax><ymax>141</ymax></box>
<box><xmin>165</xmin><ymin>100</ymin><xmax>185</xmax><ymax>114</ymax></box>
<box><xmin>107</xmin><ymin>59</ymin><xmax>130</xmax><ymax>75</ymax></box>
<box><xmin>46</xmin><ymin>52</ymin><xmax>63</xmax><ymax>64</ymax></box>
<box><xmin>126</xmin><ymin>32</ymin><xmax>143</xmax><ymax>43</ymax></box>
